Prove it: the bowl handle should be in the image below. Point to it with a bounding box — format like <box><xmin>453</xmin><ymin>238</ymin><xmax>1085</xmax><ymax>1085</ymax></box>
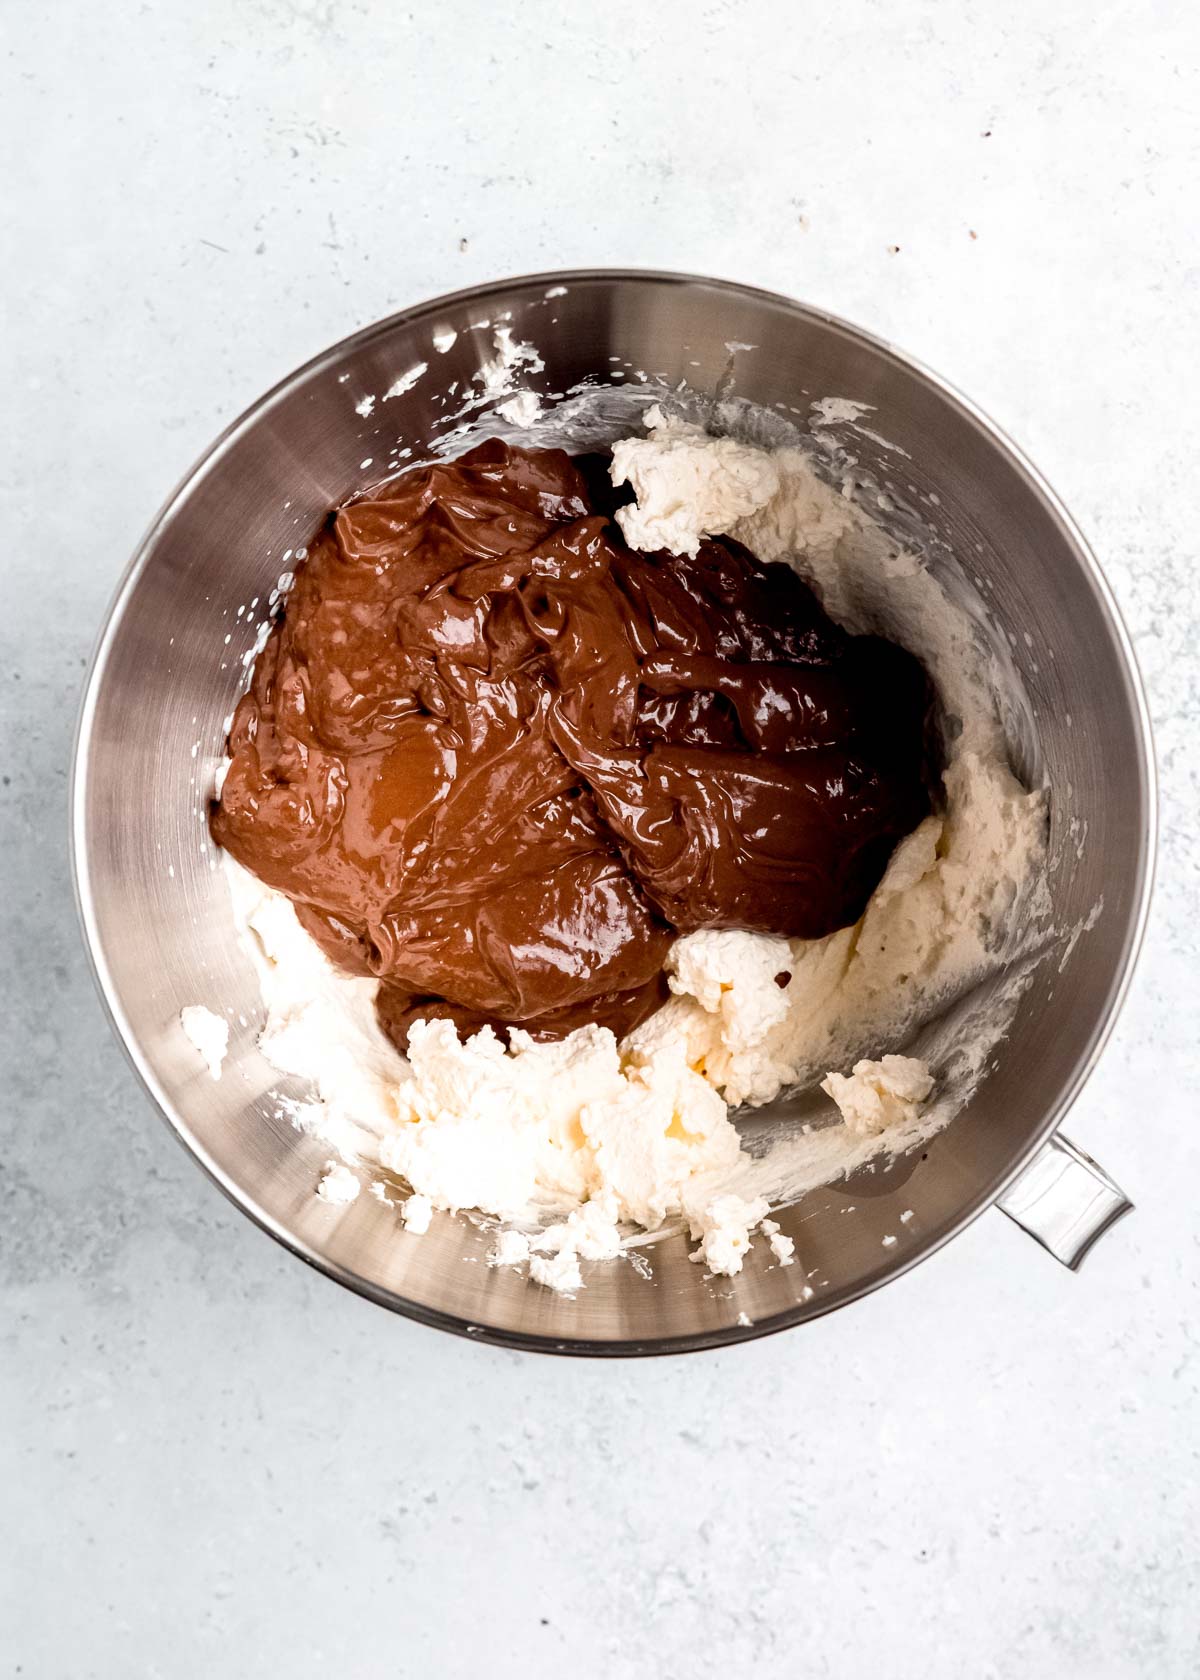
<box><xmin>996</xmin><ymin>1133</ymin><xmax>1132</xmax><ymax>1268</ymax></box>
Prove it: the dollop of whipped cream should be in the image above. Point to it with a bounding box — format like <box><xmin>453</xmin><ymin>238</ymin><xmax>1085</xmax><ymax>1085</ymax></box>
<box><xmin>821</xmin><ymin>1055</ymin><xmax>935</xmax><ymax>1137</ymax></box>
<box><xmin>610</xmin><ymin>404</ymin><xmax>780</xmax><ymax>557</ymax></box>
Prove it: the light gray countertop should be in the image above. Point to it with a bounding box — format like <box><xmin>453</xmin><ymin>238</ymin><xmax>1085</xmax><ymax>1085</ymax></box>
<box><xmin>3</xmin><ymin>3</ymin><xmax>1198</xmax><ymax>1674</ymax></box>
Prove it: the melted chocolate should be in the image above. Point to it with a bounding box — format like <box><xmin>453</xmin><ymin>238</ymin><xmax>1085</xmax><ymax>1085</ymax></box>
<box><xmin>213</xmin><ymin>441</ymin><xmax>932</xmax><ymax>1049</ymax></box>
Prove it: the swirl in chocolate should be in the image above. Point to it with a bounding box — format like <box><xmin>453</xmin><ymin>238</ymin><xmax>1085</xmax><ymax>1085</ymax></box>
<box><xmin>213</xmin><ymin>442</ymin><xmax>932</xmax><ymax>1049</ymax></box>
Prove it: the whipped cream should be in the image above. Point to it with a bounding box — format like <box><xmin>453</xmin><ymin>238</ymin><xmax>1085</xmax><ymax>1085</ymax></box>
<box><xmin>821</xmin><ymin>1056</ymin><xmax>935</xmax><ymax>1137</ymax></box>
<box><xmin>316</xmin><ymin>1161</ymin><xmax>361</xmax><ymax>1205</ymax></box>
<box><xmin>688</xmin><ymin>1195</ymin><xmax>770</xmax><ymax>1277</ymax></box>
<box><xmin>400</xmin><ymin>1192</ymin><xmax>433</xmax><ymax>1234</ymax></box>
<box><xmin>495</xmin><ymin>390</ymin><xmax>541</xmax><ymax>427</ymax></box>
<box><xmin>610</xmin><ymin>405</ymin><xmax>780</xmax><ymax>557</ymax></box>
<box><xmin>760</xmin><ymin>1218</ymin><xmax>796</xmax><ymax>1267</ymax></box>
<box><xmin>179</xmin><ymin>1005</ymin><xmax>229</xmax><ymax>1080</ymax></box>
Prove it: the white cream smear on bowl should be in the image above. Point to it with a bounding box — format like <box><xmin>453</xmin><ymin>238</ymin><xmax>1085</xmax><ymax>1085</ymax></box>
<box><xmin>179</xmin><ymin>1004</ymin><xmax>229</xmax><ymax>1080</ymax></box>
<box><xmin>192</xmin><ymin>404</ymin><xmax>1050</xmax><ymax>1292</ymax></box>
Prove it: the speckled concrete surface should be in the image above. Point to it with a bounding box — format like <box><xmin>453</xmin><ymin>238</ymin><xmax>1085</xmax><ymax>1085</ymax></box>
<box><xmin>3</xmin><ymin>3</ymin><xmax>1198</xmax><ymax>1674</ymax></box>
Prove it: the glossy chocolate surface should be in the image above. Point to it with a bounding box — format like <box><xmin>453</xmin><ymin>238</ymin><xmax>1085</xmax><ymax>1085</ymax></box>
<box><xmin>213</xmin><ymin>442</ymin><xmax>931</xmax><ymax>1046</ymax></box>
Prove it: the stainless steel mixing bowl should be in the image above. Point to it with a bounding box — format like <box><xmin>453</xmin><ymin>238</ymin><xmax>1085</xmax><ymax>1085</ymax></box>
<box><xmin>72</xmin><ymin>271</ymin><xmax>1154</xmax><ymax>1355</ymax></box>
